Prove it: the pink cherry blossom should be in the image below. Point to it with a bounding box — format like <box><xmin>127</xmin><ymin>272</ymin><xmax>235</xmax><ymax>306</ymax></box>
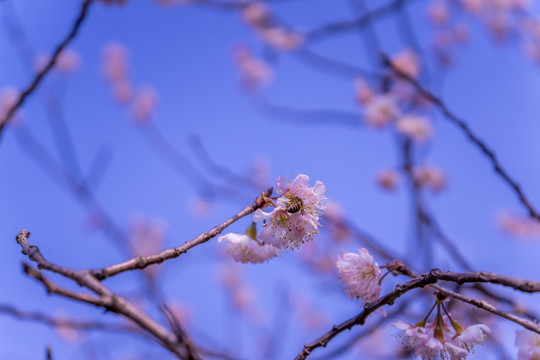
<box><xmin>132</xmin><ymin>86</ymin><xmax>158</xmax><ymax>123</ymax></box>
<box><xmin>391</xmin><ymin>48</ymin><xmax>421</xmax><ymax>79</ymax></box>
<box><xmin>396</xmin><ymin>115</ymin><xmax>434</xmax><ymax>142</ymax></box>
<box><xmin>515</xmin><ymin>329</ymin><xmax>540</xmax><ymax>360</ymax></box>
<box><xmin>254</xmin><ymin>174</ymin><xmax>326</xmax><ymax>249</ymax></box>
<box><xmin>376</xmin><ymin>169</ymin><xmax>399</xmax><ymax>191</ymax></box>
<box><xmin>364</xmin><ymin>94</ymin><xmax>400</xmax><ymax>128</ymax></box>
<box><xmin>354</xmin><ymin>78</ymin><xmax>374</xmax><ymax>105</ymax></box>
<box><xmin>218</xmin><ymin>233</ymin><xmax>278</xmax><ymax>264</ymax></box>
<box><xmin>234</xmin><ymin>46</ymin><xmax>273</xmax><ymax>89</ymax></box>
<box><xmin>392</xmin><ymin>315</ymin><xmax>490</xmax><ymax>360</ymax></box>
<box><xmin>428</xmin><ymin>1</ymin><xmax>450</xmax><ymax>25</ymax></box>
<box><xmin>260</xmin><ymin>27</ymin><xmax>303</xmax><ymax>50</ymax></box>
<box><xmin>336</xmin><ymin>248</ymin><xmax>381</xmax><ymax>303</ymax></box>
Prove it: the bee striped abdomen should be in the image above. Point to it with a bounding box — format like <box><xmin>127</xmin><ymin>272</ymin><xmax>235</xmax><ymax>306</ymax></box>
<box><xmin>287</xmin><ymin>197</ymin><xmax>304</xmax><ymax>215</ymax></box>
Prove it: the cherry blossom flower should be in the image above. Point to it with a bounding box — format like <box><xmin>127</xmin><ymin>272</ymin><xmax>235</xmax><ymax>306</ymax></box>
<box><xmin>354</xmin><ymin>78</ymin><xmax>373</xmax><ymax>105</ymax></box>
<box><xmin>515</xmin><ymin>329</ymin><xmax>540</xmax><ymax>360</ymax></box>
<box><xmin>396</xmin><ymin>115</ymin><xmax>434</xmax><ymax>142</ymax></box>
<box><xmin>414</xmin><ymin>165</ymin><xmax>446</xmax><ymax>193</ymax></box>
<box><xmin>391</xmin><ymin>48</ymin><xmax>421</xmax><ymax>79</ymax></box>
<box><xmin>0</xmin><ymin>86</ymin><xmax>22</xmax><ymax>124</ymax></box>
<box><xmin>364</xmin><ymin>94</ymin><xmax>400</xmax><ymax>128</ymax></box>
<box><xmin>336</xmin><ymin>248</ymin><xmax>381</xmax><ymax>303</ymax></box>
<box><xmin>499</xmin><ymin>212</ymin><xmax>540</xmax><ymax>238</ymax></box>
<box><xmin>234</xmin><ymin>46</ymin><xmax>273</xmax><ymax>89</ymax></box>
<box><xmin>260</xmin><ymin>27</ymin><xmax>303</xmax><ymax>50</ymax></box>
<box><xmin>242</xmin><ymin>2</ymin><xmax>270</xmax><ymax>27</ymax></box>
<box><xmin>254</xmin><ymin>174</ymin><xmax>326</xmax><ymax>249</ymax></box>
<box><xmin>218</xmin><ymin>232</ymin><xmax>278</xmax><ymax>264</ymax></box>
<box><xmin>392</xmin><ymin>315</ymin><xmax>489</xmax><ymax>360</ymax></box>
<box><xmin>132</xmin><ymin>86</ymin><xmax>158</xmax><ymax>123</ymax></box>
<box><xmin>428</xmin><ymin>1</ymin><xmax>450</xmax><ymax>25</ymax></box>
<box><xmin>376</xmin><ymin>169</ymin><xmax>399</xmax><ymax>191</ymax></box>
<box><xmin>102</xmin><ymin>43</ymin><xmax>130</xmax><ymax>83</ymax></box>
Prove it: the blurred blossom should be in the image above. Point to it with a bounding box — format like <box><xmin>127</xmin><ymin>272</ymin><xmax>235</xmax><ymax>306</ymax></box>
<box><xmin>102</xmin><ymin>43</ymin><xmax>130</xmax><ymax>83</ymax></box>
<box><xmin>428</xmin><ymin>1</ymin><xmax>450</xmax><ymax>25</ymax></box>
<box><xmin>187</xmin><ymin>196</ymin><xmax>212</xmax><ymax>218</ymax></box>
<box><xmin>0</xmin><ymin>86</ymin><xmax>22</xmax><ymax>124</ymax></box>
<box><xmin>218</xmin><ymin>232</ymin><xmax>278</xmax><ymax>264</ymax></box>
<box><xmin>260</xmin><ymin>27</ymin><xmax>303</xmax><ymax>50</ymax></box>
<box><xmin>324</xmin><ymin>202</ymin><xmax>351</xmax><ymax>243</ymax></box>
<box><xmin>250</xmin><ymin>156</ymin><xmax>271</xmax><ymax>189</ymax></box>
<box><xmin>515</xmin><ymin>329</ymin><xmax>540</xmax><ymax>359</ymax></box>
<box><xmin>112</xmin><ymin>80</ymin><xmax>134</xmax><ymax>103</ymax></box>
<box><xmin>376</xmin><ymin>169</ymin><xmax>399</xmax><ymax>191</ymax></box>
<box><xmin>242</xmin><ymin>2</ymin><xmax>270</xmax><ymax>27</ymax></box>
<box><xmin>168</xmin><ymin>301</ymin><xmax>192</xmax><ymax>327</ymax></box>
<box><xmin>234</xmin><ymin>46</ymin><xmax>273</xmax><ymax>90</ymax></box>
<box><xmin>498</xmin><ymin>212</ymin><xmax>540</xmax><ymax>238</ymax></box>
<box><xmin>460</xmin><ymin>0</ymin><xmax>486</xmax><ymax>14</ymax></box>
<box><xmin>54</xmin><ymin>311</ymin><xmax>83</xmax><ymax>343</ymax></box>
<box><xmin>354</xmin><ymin>78</ymin><xmax>374</xmax><ymax>105</ymax></box>
<box><xmin>131</xmin><ymin>86</ymin><xmax>158</xmax><ymax>123</ymax></box>
<box><xmin>364</xmin><ymin>94</ymin><xmax>399</xmax><ymax>128</ymax></box>
<box><xmin>414</xmin><ymin>166</ymin><xmax>446</xmax><ymax>193</ymax></box>
<box><xmin>292</xmin><ymin>294</ymin><xmax>328</xmax><ymax>330</ymax></box>
<box><xmin>254</xmin><ymin>174</ymin><xmax>326</xmax><ymax>249</ymax></box>
<box><xmin>391</xmin><ymin>48</ymin><xmax>421</xmax><ymax>79</ymax></box>
<box><xmin>396</xmin><ymin>115</ymin><xmax>434</xmax><ymax>142</ymax></box>
<box><xmin>129</xmin><ymin>215</ymin><xmax>166</xmax><ymax>257</ymax></box>
<box><xmin>453</xmin><ymin>23</ymin><xmax>470</xmax><ymax>44</ymax></box>
<box><xmin>56</xmin><ymin>49</ymin><xmax>81</xmax><ymax>73</ymax></box>
<box><xmin>336</xmin><ymin>248</ymin><xmax>381</xmax><ymax>303</ymax></box>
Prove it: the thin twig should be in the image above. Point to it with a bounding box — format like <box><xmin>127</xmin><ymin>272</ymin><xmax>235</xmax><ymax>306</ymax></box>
<box><xmin>0</xmin><ymin>0</ymin><xmax>94</xmax><ymax>140</ymax></box>
<box><xmin>91</xmin><ymin>187</ymin><xmax>273</xmax><ymax>280</ymax></box>
<box><xmin>382</xmin><ymin>52</ymin><xmax>540</xmax><ymax>220</ymax></box>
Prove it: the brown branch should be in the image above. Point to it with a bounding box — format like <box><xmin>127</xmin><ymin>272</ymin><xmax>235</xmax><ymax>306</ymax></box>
<box><xmin>295</xmin><ymin>266</ymin><xmax>540</xmax><ymax>359</ymax></box>
<box><xmin>382</xmin><ymin>53</ymin><xmax>540</xmax><ymax>221</ymax></box>
<box><xmin>16</xmin><ymin>230</ymin><xmax>202</xmax><ymax>359</ymax></box>
<box><xmin>294</xmin><ymin>270</ymin><xmax>441</xmax><ymax>360</ymax></box>
<box><xmin>92</xmin><ymin>187</ymin><xmax>273</xmax><ymax>280</ymax></box>
<box><xmin>0</xmin><ymin>0</ymin><xmax>94</xmax><ymax>140</ymax></box>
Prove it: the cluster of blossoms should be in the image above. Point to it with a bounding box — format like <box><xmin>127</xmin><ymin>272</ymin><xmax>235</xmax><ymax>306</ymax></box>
<box><xmin>233</xmin><ymin>46</ymin><xmax>273</xmax><ymax>90</ymax></box>
<box><xmin>219</xmin><ymin>174</ymin><xmax>326</xmax><ymax>263</ymax></box>
<box><xmin>392</xmin><ymin>298</ymin><xmax>490</xmax><ymax>360</ymax></box>
<box><xmin>34</xmin><ymin>48</ymin><xmax>81</xmax><ymax>74</ymax></box>
<box><xmin>241</xmin><ymin>2</ymin><xmax>303</xmax><ymax>51</ymax></box>
<box><xmin>336</xmin><ymin>248</ymin><xmax>382</xmax><ymax>303</ymax></box>
<box><xmin>515</xmin><ymin>329</ymin><xmax>540</xmax><ymax>359</ymax></box>
<box><xmin>425</xmin><ymin>0</ymin><xmax>540</xmax><ymax>67</ymax></box>
<box><xmin>498</xmin><ymin>212</ymin><xmax>540</xmax><ymax>238</ymax></box>
<box><xmin>101</xmin><ymin>43</ymin><xmax>159</xmax><ymax>122</ymax></box>
<box><xmin>356</xmin><ymin>49</ymin><xmax>435</xmax><ymax>143</ymax></box>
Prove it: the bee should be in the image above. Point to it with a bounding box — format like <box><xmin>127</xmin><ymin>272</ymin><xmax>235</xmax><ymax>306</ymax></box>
<box><xmin>286</xmin><ymin>196</ymin><xmax>305</xmax><ymax>215</ymax></box>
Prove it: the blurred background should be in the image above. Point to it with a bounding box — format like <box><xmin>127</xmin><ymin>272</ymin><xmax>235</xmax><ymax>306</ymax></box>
<box><xmin>1</xmin><ymin>0</ymin><xmax>540</xmax><ymax>359</ymax></box>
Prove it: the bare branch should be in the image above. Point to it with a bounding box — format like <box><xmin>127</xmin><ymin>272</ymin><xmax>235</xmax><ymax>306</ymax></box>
<box><xmin>382</xmin><ymin>53</ymin><xmax>540</xmax><ymax>221</ymax></box>
<box><xmin>92</xmin><ymin>187</ymin><xmax>273</xmax><ymax>280</ymax></box>
<box><xmin>0</xmin><ymin>0</ymin><xmax>94</xmax><ymax>140</ymax></box>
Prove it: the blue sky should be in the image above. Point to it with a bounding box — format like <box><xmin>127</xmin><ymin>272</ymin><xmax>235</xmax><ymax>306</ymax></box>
<box><xmin>1</xmin><ymin>0</ymin><xmax>540</xmax><ymax>359</ymax></box>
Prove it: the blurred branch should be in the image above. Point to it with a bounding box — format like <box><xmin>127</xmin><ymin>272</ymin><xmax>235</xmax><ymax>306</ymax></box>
<box><xmin>0</xmin><ymin>0</ymin><xmax>94</xmax><ymax>141</ymax></box>
<box><xmin>382</xmin><ymin>52</ymin><xmax>540</xmax><ymax>221</ymax></box>
<box><xmin>91</xmin><ymin>187</ymin><xmax>273</xmax><ymax>280</ymax></box>
<box><xmin>252</xmin><ymin>93</ymin><xmax>361</xmax><ymax>127</ymax></box>
<box><xmin>305</xmin><ymin>0</ymin><xmax>406</xmax><ymax>42</ymax></box>
<box><xmin>0</xmin><ymin>303</ymin><xmax>136</xmax><ymax>333</ymax></box>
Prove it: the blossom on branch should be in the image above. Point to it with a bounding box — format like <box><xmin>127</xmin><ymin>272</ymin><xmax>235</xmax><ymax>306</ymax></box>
<box><xmin>218</xmin><ymin>233</ymin><xmax>278</xmax><ymax>264</ymax></box>
<box><xmin>515</xmin><ymin>329</ymin><xmax>540</xmax><ymax>359</ymax></box>
<box><xmin>254</xmin><ymin>174</ymin><xmax>326</xmax><ymax>249</ymax></box>
<box><xmin>392</xmin><ymin>310</ymin><xmax>490</xmax><ymax>359</ymax></box>
<box><xmin>396</xmin><ymin>115</ymin><xmax>434</xmax><ymax>142</ymax></box>
<box><xmin>336</xmin><ymin>248</ymin><xmax>381</xmax><ymax>303</ymax></box>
